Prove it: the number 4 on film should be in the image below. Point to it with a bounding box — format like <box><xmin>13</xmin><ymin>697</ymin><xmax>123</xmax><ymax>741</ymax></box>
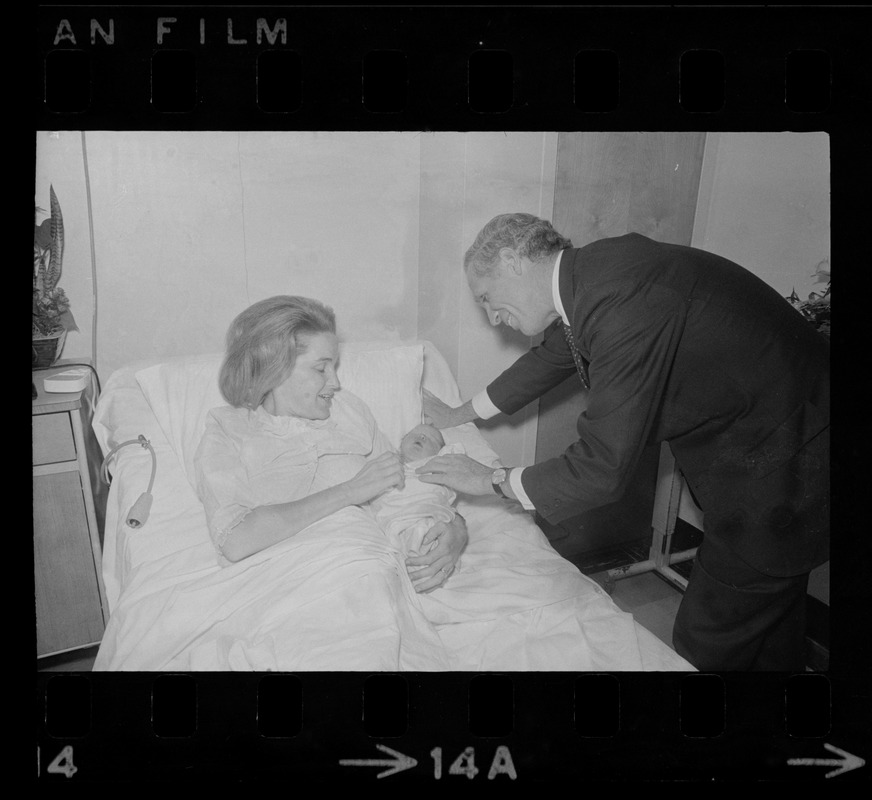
<box><xmin>38</xmin><ymin>745</ymin><xmax>78</xmax><ymax>778</ymax></box>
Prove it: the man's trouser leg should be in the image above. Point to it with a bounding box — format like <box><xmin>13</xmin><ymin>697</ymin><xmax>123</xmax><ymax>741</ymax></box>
<box><xmin>672</xmin><ymin>536</ymin><xmax>810</xmax><ymax>671</ymax></box>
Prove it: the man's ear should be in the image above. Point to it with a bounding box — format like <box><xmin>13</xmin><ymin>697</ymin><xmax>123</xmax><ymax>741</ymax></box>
<box><xmin>498</xmin><ymin>247</ymin><xmax>523</xmax><ymax>275</ymax></box>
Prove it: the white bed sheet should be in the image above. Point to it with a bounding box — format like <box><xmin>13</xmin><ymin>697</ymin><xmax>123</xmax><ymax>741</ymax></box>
<box><xmin>91</xmin><ymin>342</ymin><xmax>693</xmax><ymax>671</ymax></box>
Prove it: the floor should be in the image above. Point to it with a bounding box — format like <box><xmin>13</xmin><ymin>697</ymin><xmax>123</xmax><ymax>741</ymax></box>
<box><xmin>588</xmin><ymin>569</ymin><xmax>684</xmax><ymax>649</ymax></box>
<box><xmin>573</xmin><ymin>536</ymin><xmax>688</xmax><ymax>654</ymax></box>
<box><xmin>38</xmin><ymin>644</ymin><xmax>99</xmax><ymax>673</ymax></box>
<box><xmin>568</xmin><ymin>532</ymin><xmax>830</xmax><ymax>672</ymax></box>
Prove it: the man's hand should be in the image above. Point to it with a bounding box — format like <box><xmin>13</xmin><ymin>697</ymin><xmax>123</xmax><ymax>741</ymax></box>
<box><xmin>421</xmin><ymin>389</ymin><xmax>459</xmax><ymax>429</ymax></box>
<box><xmin>406</xmin><ymin>515</ymin><xmax>468</xmax><ymax>593</ymax></box>
<box><xmin>422</xmin><ymin>389</ymin><xmax>477</xmax><ymax>429</ymax></box>
<box><xmin>415</xmin><ymin>453</ymin><xmax>494</xmax><ymax>496</ymax></box>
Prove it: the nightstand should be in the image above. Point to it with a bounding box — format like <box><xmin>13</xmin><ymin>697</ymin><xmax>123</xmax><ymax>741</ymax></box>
<box><xmin>32</xmin><ymin>363</ymin><xmax>108</xmax><ymax>658</ymax></box>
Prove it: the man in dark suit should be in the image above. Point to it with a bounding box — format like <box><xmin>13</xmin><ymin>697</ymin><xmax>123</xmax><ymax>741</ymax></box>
<box><xmin>417</xmin><ymin>212</ymin><xmax>829</xmax><ymax>671</ymax></box>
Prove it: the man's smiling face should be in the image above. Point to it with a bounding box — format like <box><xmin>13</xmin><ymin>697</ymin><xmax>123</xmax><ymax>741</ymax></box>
<box><xmin>467</xmin><ymin>252</ymin><xmax>557</xmax><ymax>336</ymax></box>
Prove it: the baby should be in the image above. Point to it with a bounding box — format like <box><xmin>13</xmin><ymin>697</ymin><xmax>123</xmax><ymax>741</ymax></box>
<box><xmin>369</xmin><ymin>423</ymin><xmax>464</xmax><ymax>561</ymax></box>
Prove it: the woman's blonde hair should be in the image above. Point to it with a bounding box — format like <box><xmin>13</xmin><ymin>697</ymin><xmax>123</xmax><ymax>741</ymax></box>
<box><xmin>219</xmin><ymin>295</ymin><xmax>336</xmax><ymax>409</ymax></box>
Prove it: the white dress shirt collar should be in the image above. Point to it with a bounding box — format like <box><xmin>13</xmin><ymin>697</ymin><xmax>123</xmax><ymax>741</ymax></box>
<box><xmin>552</xmin><ymin>249</ymin><xmax>569</xmax><ymax>326</ymax></box>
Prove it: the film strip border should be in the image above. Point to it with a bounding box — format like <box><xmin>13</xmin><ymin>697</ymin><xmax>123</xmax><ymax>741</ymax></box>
<box><xmin>32</xmin><ymin>3</ymin><xmax>870</xmax><ymax>786</ymax></box>
<box><xmin>34</xmin><ymin>6</ymin><xmax>868</xmax><ymax>129</ymax></box>
<box><xmin>36</xmin><ymin>672</ymin><xmax>867</xmax><ymax>782</ymax></box>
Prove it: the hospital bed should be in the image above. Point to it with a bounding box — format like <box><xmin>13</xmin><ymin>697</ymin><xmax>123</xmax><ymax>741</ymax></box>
<box><xmin>90</xmin><ymin>340</ymin><xmax>693</xmax><ymax>672</ymax></box>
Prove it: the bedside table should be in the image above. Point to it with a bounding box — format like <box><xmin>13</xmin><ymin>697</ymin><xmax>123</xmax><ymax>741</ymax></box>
<box><xmin>32</xmin><ymin>364</ymin><xmax>108</xmax><ymax>658</ymax></box>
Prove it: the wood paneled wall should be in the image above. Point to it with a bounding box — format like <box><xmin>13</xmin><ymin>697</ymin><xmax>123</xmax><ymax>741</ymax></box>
<box><xmin>552</xmin><ymin>132</ymin><xmax>706</xmax><ymax>249</ymax></box>
<box><xmin>536</xmin><ymin>132</ymin><xmax>706</xmax><ymax>556</ymax></box>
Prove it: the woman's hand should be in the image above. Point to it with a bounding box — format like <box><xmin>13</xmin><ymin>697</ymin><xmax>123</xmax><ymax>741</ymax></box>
<box><xmin>406</xmin><ymin>514</ymin><xmax>468</xmax><ymax>593</ymax></box>
<box><xmin>344</xmin><ymin>452</ymin><xmax>405</xmax><ymax>505</ymax></box>
<box><xmin>415</xmin><ymin>453</ymin><xmax>494</xmax><ymax>496</ymax></box>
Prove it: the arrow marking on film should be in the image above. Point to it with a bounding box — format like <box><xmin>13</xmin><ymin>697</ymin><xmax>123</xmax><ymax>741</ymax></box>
<box><xmin>340</xmin><ymin>744</ymin><xmax>418</xmax><ymax>779</ymax></box>
<box><xmin>787</xmin><ymin>743</ymin><xmax>865</xmax><ymax>779</ymax></box>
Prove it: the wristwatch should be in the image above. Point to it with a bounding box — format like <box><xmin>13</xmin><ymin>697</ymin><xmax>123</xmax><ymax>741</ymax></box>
<box><xmin>491</xmin><ymin>467</ymin><xmax>510</xmax><ymax>499</ymax></box>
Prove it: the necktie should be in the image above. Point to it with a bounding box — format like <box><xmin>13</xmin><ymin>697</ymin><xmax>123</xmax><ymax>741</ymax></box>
<box><xmin>562</xmin><ymin>323</ymin><xmax>590</xmax><ymax>390</ymax></box>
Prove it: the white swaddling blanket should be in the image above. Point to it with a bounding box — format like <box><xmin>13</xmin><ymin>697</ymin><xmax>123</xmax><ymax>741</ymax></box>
<box><xmin>369</xmin><ymin>443</ymin><xmax>463</xmax><ymax>557</ymax></box>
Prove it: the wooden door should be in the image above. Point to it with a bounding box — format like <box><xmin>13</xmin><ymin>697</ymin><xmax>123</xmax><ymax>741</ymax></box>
<box><xmin>536</xmin><ymin>132</ymin><xmax>706</xmax><ymax>559</ymax></box>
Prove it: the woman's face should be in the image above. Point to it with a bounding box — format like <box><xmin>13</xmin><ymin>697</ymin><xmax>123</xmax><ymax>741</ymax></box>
<box><xmin>264</xmin><ymin>332</ymin><xmax>340</xmax><ymax>419</ymax></box>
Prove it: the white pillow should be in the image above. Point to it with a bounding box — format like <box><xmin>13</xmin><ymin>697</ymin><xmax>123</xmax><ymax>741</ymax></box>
<box><xmin>135</xmin><ymin>343</ymin><xmax>424</xmax><ymax>487</ymax></box>
<box><xmin>336</xmin><ymin>343</ymin><xmax>424</xmax><ymax>447</ymax></box>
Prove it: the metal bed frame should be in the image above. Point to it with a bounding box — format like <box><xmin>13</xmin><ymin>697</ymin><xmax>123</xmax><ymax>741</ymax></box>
<box><xmin>604</xmin><ymin>443</ymin><xmax>699</xmax><ymax>593</ymax></box>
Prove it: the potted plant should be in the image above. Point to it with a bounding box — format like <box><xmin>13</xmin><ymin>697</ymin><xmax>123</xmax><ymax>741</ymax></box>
<box><xmin>33</xmin><ymin>185</ymin><xmax>77</xmax><ymax>367</ymax></box>
<box><xmin>786</xmin><ymin>261</ymin><xmax>830</xmax><ymax>339</ymax></box>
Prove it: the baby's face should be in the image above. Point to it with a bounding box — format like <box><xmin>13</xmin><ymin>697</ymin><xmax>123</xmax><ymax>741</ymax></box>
<box><xmin>400</xmin><ymin>424</ymin><xmax>445</xmax><ymax>460</ymax></box>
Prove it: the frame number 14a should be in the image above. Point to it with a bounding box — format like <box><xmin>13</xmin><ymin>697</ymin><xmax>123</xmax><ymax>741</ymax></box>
<box><xmin>432</xmin><ymin>746</ymin><xmax>517</xmax><ymax>780</ymax></box>
<box><xmin>341</xmin><ymin>743</ymin><xmax>517</xmax><ymax>780</ymax></box>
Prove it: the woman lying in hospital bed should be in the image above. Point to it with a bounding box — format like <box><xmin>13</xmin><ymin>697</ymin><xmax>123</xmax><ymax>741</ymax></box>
<box><xmin>91</xmin><ymin>295</ymin><xmax>693</xmax><ymax>671</ymax></box>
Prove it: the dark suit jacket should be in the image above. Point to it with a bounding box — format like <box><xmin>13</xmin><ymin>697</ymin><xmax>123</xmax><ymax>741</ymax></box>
<box><xmin>487</xmin><ymin>233</ymin><xmax>830</xmax><ymax>576</ymax></box>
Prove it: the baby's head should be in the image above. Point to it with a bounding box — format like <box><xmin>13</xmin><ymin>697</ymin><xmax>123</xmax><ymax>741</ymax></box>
<box><xmin>399</xmin><ymin>423</ymin><xmax>445</xmax><ymax>461</ymax></box>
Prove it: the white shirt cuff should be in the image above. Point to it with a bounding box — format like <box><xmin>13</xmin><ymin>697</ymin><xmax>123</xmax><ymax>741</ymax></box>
<box><xmin>509</xmin><ymin>467</ymin><xmax>536</xmax><ymax>511</ymax></box>
<box><xmin>471</xmin><ymin>389</ymin><xmax>501</xmax><ymax>420</ymax></box>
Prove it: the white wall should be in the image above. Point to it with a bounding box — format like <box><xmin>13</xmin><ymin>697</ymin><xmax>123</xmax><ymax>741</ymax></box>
<box><xmin>692</xmin><ymin>132</ymin><xmax>830</xmax><ymax>300</ymax></box>
<box><xmin>35</xmin><ymin>131</ymin><xmax>423</xmax><ymax>378</ymax></box>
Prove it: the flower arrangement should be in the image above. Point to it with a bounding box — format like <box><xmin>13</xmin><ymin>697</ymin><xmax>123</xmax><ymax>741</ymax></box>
<box><xmin>33</xmin><ymin>185</ymin><xmax>77</xmax><ymax>343</ymax></box>
<box><xmin>786</xmin><ymin>261</ymin><xmax>830</xmax><ymax>339</ymax></box>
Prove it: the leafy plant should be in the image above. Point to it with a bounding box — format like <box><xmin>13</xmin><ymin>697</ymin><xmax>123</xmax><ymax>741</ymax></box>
<box><xmin>787</xmin><ymin>261</ymin><xmax>830</xmax><ymax>339</ymax></box>
<box><xmin>33</xmin><ymin>185</ymin><xmax>77</xmax><ymax>337</ymax></box>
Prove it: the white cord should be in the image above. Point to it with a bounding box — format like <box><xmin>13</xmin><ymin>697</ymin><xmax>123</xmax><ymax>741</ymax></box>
<box><xmin>81</xmin><ymin>131</ymin><xmax>99</xmax><ymax>373</ymax></box>
<box><xmin>100</xmin><ymin>435</ymin><xmax>157</xmax><ymax>528</ymax></box>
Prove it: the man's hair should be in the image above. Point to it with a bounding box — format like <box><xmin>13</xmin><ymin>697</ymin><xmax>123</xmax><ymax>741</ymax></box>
<box><xmin>463</xmin><ymin>213</ymin><xmax>572</xmax><ymax>277</ymax></box>
<box><xmin>219</xmin><ymin>295</ymin><xmax>336</xmax><ymax>409</ymax></box>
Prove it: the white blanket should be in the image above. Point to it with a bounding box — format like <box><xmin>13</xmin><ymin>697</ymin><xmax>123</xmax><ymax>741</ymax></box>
<box><xmin>91</xmin><ymin>343</ymin><xmax>693</xmax><ymax>672</ymax></box>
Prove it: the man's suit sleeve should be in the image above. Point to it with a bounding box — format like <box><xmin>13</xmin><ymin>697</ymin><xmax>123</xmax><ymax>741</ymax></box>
<box><xmin>485</xmin><ymin>319</ymin><xmax>577</xmax><ymax>414</ymax></box>
<box><xmin>520</xmin><ymin>282</ymin><xmax>689</xmax><ymax>524</ymax></box>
